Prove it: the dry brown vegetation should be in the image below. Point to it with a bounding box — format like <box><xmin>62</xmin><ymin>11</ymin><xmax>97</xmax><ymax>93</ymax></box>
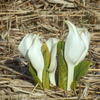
<box><xmin>0</xmin><ymin>0</ymin><xmax>100</xmax><ymax>99</ymax></box>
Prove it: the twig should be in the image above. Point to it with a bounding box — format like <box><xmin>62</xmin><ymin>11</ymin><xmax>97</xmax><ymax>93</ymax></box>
<box><xmin>8</xmin><ymin>85</ymin><xmax>45</xmax><ymax>97</ymax></box>
<box><xmin>29</xmin><ymin>83</ymin><xmax>39</xmax><ymax>95</ymax></box>
<box><xmin>89</xmin><ymin>69</ymin><xmax>100</xmax><ymax>72</ymax></box>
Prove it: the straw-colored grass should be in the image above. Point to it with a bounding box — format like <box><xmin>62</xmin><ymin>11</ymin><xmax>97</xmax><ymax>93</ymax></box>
<box><xmin>0</xmin><ymin>0</ymin><xmax>100</xmax><ymax>99</ymax></box>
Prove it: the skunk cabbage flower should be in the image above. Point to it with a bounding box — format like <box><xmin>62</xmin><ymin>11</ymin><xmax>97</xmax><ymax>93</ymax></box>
<box><xmin>18</xmin><ymin>33</ymin><xmax>44</xmax><ymax>82</ymax></box>
<box><xmin>18</xmin><ymin>33</ymin><xmax>59</xmax><ymax>83</ymax></box>
<box><xmin>18</xmin><ymin>33</ymin><xmax>36</xmax><ymax>62</ymax></box>
<box><xmin>46</xmin><ymin>38</ymin><xmax>59</xmax><ymax>85</ymax></box>
<box><xmin>64</xmin><ymin>20</ymin><xmax>90</xmax><ymax>90</ymax></box>
<box><xmin>28</xmin><ymin>34</ymin><xmax>44</xmax><ymax>82</ymax></box>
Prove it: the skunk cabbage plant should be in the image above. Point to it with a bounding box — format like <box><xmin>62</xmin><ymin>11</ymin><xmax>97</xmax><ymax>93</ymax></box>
<box><xmin>64</xmin><ymin>20</ymin><xmax>90</xmax><ymax>90</ymax></box>
<box><xmin>46</xmin><ymin>38</ymin><xmax>59</xmax><ymax>85</ymax></box>
<box><xmin>28</xmin><ymin>34</ymin><xmax>44</xmax><ymax>82</ymax></box>
<box><xmin>18</xmin><ymin>34</ymin><xmax>44</xmax><ymax>82</ymax></box>
<box><xmin>18</xmin><ymin>33</ymin><xmax>59</xmax><ymax>88</ymax></box>
<box><xmin>18</xmin><ymin>20</ymin><xmax>91</xmax><ymax>91</ymax></box>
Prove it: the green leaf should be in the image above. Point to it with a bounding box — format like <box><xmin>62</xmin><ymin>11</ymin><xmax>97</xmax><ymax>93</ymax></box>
<box><xmin>74</xmin><ymin>61</ymin><xmax>92</xmax><ymax>80</ymax></box>
<box><xmin>57</xmin><ymin>41</ymin><xmax>68</xmax><ymax>90</ymax></box>
<box><xmin>42</xmin><ymin>43</ymin><xmax>50</xmax><ymax>89</ymax></box>
<box><xmin>71</xmin><ymin>80</ymin><xmax>77</xmax><ymax>90</ymax></box>
<box><xmin>28</xmin><ymin>63</ymin><xmax>42</xmax><ymax>86</ymax></box>
<box><xmin>71</xmin><ymin>61</ymin><xmax>91</xmax><ymax>90</ymax></box>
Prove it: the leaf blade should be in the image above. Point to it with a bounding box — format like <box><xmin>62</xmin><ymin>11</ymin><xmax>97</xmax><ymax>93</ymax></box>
<box><xmin>42</xmin><ymin>43</ymin><xmax>50</xmax><ymax>89</ymax></box>
<box><xmin>74</xmin><ymin>61</ymin><xmax>91</xmax><ymax>80</ymax></box>
<box><xmin>57</xmin><ymin>41</ymin><xmax>68</xmax><ymax>90</ymax></box>
<box><xmin>28</xmin><ymin>63</ymin><xmax>42</xmax><ymax>86</ymax></box>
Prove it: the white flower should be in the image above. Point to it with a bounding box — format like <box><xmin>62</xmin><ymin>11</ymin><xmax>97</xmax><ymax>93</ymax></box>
<box><xmin>18</xmin><ymin>33</ymin><xmax>36</xmax><ymax>62</ymax></box>
<box><xmin>18</xmin><ymin>33</ymin><xmax>44</xmax><ymax>82</ymax></box>
<box><xmin>28</xmin><ymin>34</ymin><xmax>44</xmax><ymax>82</ymax></box>
<box><xmin>46</xmin><ymin>38</ymin><xmax>59</xmax><ymax>85</ymax></box>
<box><xmin>64</xmin><ymin>20</ymin><xmax>90</xmax><ymax>90</ymax></box>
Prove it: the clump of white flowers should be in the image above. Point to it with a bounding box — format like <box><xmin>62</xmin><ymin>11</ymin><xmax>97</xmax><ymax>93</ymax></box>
<box><xmin>18</xmin><ymin>20</ymin><xmax>91</xmax><ymax>90</ymax></box>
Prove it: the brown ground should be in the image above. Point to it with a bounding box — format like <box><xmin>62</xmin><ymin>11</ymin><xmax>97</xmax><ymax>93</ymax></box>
<box><xmin>0</xmin><ymin>0</ymin><xmax>100</xmax><ymax>100</ymax></box>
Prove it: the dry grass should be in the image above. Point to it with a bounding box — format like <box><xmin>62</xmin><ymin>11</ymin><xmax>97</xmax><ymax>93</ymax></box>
<box><xmin>0</xmin><ymin>0</ymin><xmax>100</xmax><ymax>99</ymax></box>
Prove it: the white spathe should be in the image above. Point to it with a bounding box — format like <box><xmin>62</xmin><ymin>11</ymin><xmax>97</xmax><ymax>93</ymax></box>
<box><xmin>64</xmin><ymin>20</ymin><xmax>90</xmax><ymax>90</ymax></box>
<box><xmin>18</xmin><ymin>33</ymin><xmax>36</xmax><ymax>62</ymax></box>
<box><xmin>76</xmin><ymin>28</ymin><xmax>90</xmax><ymax>64</ymax></box>
<box><xmin>46</xmin><ymin>38</ymin><xmax>59</xmax><ymax>85</ymax></box>
<box><xmin>28</xmin><ymin>34</ymin><xmax>44</xmax><ymax>82</ymax></box>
